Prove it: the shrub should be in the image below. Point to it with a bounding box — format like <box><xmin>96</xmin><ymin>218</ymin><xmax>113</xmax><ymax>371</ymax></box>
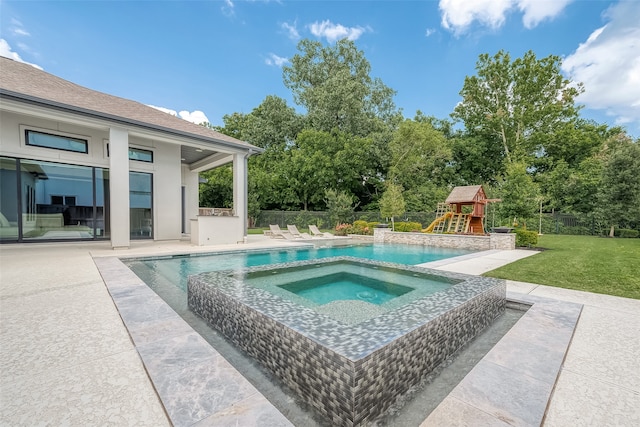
<box><xmin>515</xmin><ymin>229</ymin><xmax>538</xmax><ymax>247</ymax></box>
<box><xmin>393</xmin><ymin>221</ymin><xmax>423</xmax><ymax>232</ymax></box>
<box><xmin>616</xmin><ymin>228</ymin><xmax>639</xmax><ymax>238</ymax></box>
<box><xmin>334</xmin><ymin>223</ymin><xmax>351</xmax><ymax>236</ymax></box>
<box><xmin>349</xmin><ymin>220</ymin><xmax>374</xmax><ymax>235</ymax></box>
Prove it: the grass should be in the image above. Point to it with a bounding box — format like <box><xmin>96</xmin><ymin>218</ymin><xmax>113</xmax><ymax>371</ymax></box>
<box><xmin>484</xmin><ymin>234</ymin><xmax>640</xmax><ymax>300</ymax></box>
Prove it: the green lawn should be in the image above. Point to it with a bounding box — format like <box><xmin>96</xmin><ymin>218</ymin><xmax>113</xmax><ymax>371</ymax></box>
<box><xmin>484</xmin><ymin>235</ymin><xmax>640</xmax><ymax>300</ymax></box>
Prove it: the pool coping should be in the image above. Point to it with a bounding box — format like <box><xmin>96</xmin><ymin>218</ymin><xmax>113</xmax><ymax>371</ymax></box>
<box><xmin>94</xmin><ymin>249</ymin><xmax>583</xmax><ymax>427</ymax></box>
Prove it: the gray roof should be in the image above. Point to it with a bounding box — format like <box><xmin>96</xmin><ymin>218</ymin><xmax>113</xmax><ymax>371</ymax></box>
<box><xmin>445</xmin><ymin>185</ymin><xmax>485</xmax><ymax>203</ymax></box>
<box><xmin>0</xmin><ymin>57</ymin><xmax>260</xmax><ymax>153</ymax></box>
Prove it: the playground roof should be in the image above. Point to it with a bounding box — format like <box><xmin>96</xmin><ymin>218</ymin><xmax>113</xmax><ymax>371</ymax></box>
<box><xmin>445</xmin><ymin>185</ymin><xmax>485</xmax><ymax>204</ymax></box>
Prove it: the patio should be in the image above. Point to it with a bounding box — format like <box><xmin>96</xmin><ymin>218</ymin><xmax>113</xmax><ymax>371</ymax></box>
<box><xmin>0</xmin><ymin>237</ymin><xmax>638</xmax><ymax>426</ymax></box>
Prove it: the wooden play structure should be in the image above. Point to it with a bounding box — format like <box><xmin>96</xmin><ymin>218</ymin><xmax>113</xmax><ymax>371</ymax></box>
<box><xmin>424</xmin><ymin>185</ymin><xmax>499</xmax><ymax>235</ymax></box>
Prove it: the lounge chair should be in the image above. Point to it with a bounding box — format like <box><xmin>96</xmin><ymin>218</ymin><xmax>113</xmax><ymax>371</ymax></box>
<box><xmin>309</xmin><ymin>224</ymin><xmax>334</xmax><ymax>238</ymax></box>
<box><xmin>269</xmin><ymin>224</ymin><xmax>294</xmax><ymax>239</ymax></box>
<box><xmin>287</xmin><ymin>224</ymin><xmax>312</xmax><ymax>239</ymax></box>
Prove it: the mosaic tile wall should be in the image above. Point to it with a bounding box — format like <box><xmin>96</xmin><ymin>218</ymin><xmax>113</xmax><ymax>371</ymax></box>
<box><xmin>188</xmin><ymin>257</ymin><xmax>505</xmax><ymax>427</ymax></box>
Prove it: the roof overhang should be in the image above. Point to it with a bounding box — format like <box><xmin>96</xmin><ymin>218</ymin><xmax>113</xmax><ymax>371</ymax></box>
<box><xmin>0</xmin><ymin>90</ymin><xmax>262</xmax><ymax>170</ymax></box>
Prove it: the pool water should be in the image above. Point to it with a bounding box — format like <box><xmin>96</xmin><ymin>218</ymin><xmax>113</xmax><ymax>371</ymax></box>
<box><xmin>281</xmin><ymin>272</ymin><xmax>413</xmax><ymax>305</ymax></box>
<box><xmin>126</xmin><ymin>243</ymin><xmax>473</xmax><ymax>292</ymax></box>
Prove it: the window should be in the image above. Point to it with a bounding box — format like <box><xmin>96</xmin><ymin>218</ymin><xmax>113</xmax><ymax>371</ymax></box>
<box><xmin>128</xmin><ymin>147</ymin><xmax>153</xmax><ymax>162</ymax></box>
<box><xmin>26</xmin><ymin>130</ymin><xmax>88</xmax><ymax>154</ymax></box>
<box><xmin>105</xmin><ymin>144</ymin><xmax>153</xmax><ymax>162</ymax></box>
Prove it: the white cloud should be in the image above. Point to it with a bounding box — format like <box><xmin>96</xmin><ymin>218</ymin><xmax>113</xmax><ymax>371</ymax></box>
<box><xmin>517</xmin><ymin>0</ymin><xmax>573</xmax><ymax>29</ymax></box>
<box><xmin>0</xmin><ymin>39</ymin><xmax>42</xmax><ymax>70</ymax></box>
<box><xmin>149</xmin><ymin>105</ymin><xmax>210</xmax><ymax>125</ymax></box>
<box><xmin>222</xmin><ymin>0</ymin><xmax>235</xmax><ymax>17</ymax></box>
<box><xmin>265</xmin><ymin>53</ymin><xmax>289</xmax><ymax>67</ymax></box>
<box><xmin>13</xmin><ymin>28</ymin><xmax>30</xmax><ymax>36</ymax></box>
<box><xmin>179</xmin><ymin>110</ymin><xmax>210</xmax><ymax>124</ymax></box>
<box><xmin>562</xmin><ymin>1</ymin><xmax>640</xmax><ymax>127</ymax></box>
<box><xmin>439</xmin><ymin>0</ymin><xmax>572</xmax><ymax>35</ymax></box>
<box><xmin>281</xmin><ymin>21</ymin><xmax>300</xmax><ymax>40</ymax></box>
<box><xmin>309</xmin><ymin>20</ymin><xmax>368</xmax><ymax>43</ymax></box>
<box><xmin>425</xmin><ymin>28</ymin><xmax>436</xmax><ymax>37</ymax></box>
<box><xmin>439</xmin><ymin>0</ymin><xmax>512</xmax><ymax>34</ymax></box>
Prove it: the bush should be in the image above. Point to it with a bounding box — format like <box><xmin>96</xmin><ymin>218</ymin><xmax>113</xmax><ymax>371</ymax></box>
<box><xmin>349</xmin><ymin>220</ymin><xmax>373</xmax><ymax>235</ymax></box>
<box><xmin>393</xmin><ymin>221</ymin><xmax>423</xmax><ymax>232</ymax></box>
<box><xmin>616</xmin><ymin>228</ymin><xmax>639</xmax><ymax>238</ymax></box>
<box><xmin>334</xmin><ymin>223</ymin><xmax>351</xmax><ymax>236</ymax></box>
<box><xmin>515</xmin><ymin>229</ymin><xmax>538</xmax><ymax>247</ymax></box>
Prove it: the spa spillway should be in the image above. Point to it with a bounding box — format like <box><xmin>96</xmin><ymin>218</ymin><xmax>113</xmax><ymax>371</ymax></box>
<box><xmin>188</xmin><ymin>256</ymin><xmax>506</xmax><ymax>426</ymax></box>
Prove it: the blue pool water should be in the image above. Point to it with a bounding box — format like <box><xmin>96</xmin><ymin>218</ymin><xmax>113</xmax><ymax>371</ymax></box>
<box><xmin>126</xmin><ymin>243</ymin><xmax>473</xmax><ymax>292</ymax></box>
<box><xmin>278</xmin><ymin>272</ymin><xmax>414</xmax><ymax>305</ymax></box>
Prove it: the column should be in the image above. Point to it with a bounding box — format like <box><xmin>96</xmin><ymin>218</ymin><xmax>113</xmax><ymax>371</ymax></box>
<box><xmin>109</xmin><ymin>127</ymin><xmax>130</xmax><ymax>248</ymax></box>
<box><xmin>232</xmin><ymin>153</ymin><xmax>248</xmax><ymax>240</ymax></box>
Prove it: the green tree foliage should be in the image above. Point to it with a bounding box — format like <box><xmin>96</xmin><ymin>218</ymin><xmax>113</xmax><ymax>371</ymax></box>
<box><xmin>387</xmin><ymin>119</ymin><xmax>453</xmax><ymax>211</ymax></box>
<box><xmin>379</xmin><ymin>183</ymin><xmax>406</xmax><ymax>231</ymax></box>
<box><xmin>532</xmin><ymin>119</ymin><xmax>611</xmax><ymax>173</ymax></box>
<box><xmin>598</xmin><ymin>141</ymin><xmax>640</xmax><ymax>233</ymax></box>
<box><xmin>324</xmin><ymin>189</ymin><xmax>357</xmax><ymax>227</ymax></box>
<box><xmin>451</xmin><ymin>133</ymin><xmax>506</xmax><ymax>185</ymax></box>
<box><xmin>545</xmin><ymin>158</ymin><xmax>603</xmax><ymax>216</ymax></box>
<box><xmin>282</xmin><ymin>129</ymin><xmax>379</xmax><ymax>210</ymax></box>
<box><xmin>497</xmin><ymin>162</ymin><xmax>540</xmax><ymax>227</ymax></box>
<box><xmin>388</xmin><ymin>119</ymin><xmax>452</xmax><ymax>185</ymax></box>
<box><xmin>202</xmin><ymin>43</ymin><xmax>638</xmax><ymax>234</ymax></box>
<box><xmin>199</xmin><ymin>166</ymin><xmax>233</xmax><ymax>208</ymax></box>
<box><xmin>452</xmin><ymin>50</ymin><xmax>584</xmax><ymax>165</ymax></box>
<box><xmin>283</xmin><ymin>39</ymin><xmax>399</xmax><ymax>136</ymax></box>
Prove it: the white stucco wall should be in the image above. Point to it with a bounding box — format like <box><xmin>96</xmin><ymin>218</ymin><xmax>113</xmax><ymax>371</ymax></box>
<box><xmin>151</xmin><ymin>142</ymin><xmax>181</xmax><ymax>240</ymax></box>
<box><xmin>181</xmin><ymin>165</ymin><xmax>200</xmax><ymax>235</ymax></box>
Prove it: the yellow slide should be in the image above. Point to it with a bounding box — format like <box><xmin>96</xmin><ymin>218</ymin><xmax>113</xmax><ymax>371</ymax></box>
<box><xmin>423</xmin><ymin>211</ymin><xmax>453</xmax><ymax>233</ymax></box>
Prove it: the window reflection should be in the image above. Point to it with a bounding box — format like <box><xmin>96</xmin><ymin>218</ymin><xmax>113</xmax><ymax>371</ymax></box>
<box><xmin>130</xmin><ymin>171</ymin><xmax>152</xmax><ymax>238</ymax></box>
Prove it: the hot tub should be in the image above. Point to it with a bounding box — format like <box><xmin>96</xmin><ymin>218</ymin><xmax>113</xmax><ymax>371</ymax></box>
<box><xmin>188</xmin><ymin>256</ymin><xmax>505</xmax><ymax>426</ymax></box>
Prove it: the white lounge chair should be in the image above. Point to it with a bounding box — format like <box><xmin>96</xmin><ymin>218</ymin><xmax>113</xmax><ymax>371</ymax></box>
<box><xmin>287</xmin><ymin>224</ymin><xmax>312</xmax><ymax>239</ymax></box>
<box><xmin>309</xmin><ymin>224</ymin><xmax>334</xmax><ymax>238</ymax></box>
<box><xmin>269</xmin><ymin>224</ymin><xmax>294</xmax><ymax>239</ymax></box>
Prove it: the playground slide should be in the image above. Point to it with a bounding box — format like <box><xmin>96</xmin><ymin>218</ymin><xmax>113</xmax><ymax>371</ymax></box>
<box><xmin>424</xmin><ymin>212</ymin><xmax>453</xmax><ymax>233</ymax></box>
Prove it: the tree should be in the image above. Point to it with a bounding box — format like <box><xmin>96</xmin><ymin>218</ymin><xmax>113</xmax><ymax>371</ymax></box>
<box><xmin>388</xmin><ymin>119</ymin><xmax>452</xmax><ymax>188</ymax></box>
<box><xmin>324</xmin><ymin>189</ymin><xmax>357</xmax><ymax>227</ymax></box>
<box><xmin>598</xmin><ymin>141</ymin><xmax>640</xmax><ymax>235</ymax></box>
<box><xmin>379</xmin><ymin>183</ymin><xmax>406</xmax><ymax>231</ymax></box>
<box><xmin>497</xmin><ymin>162</ymin><xmax>539</xmax><ymax>227</ymax></box>
<box><xmin>199</xmin><ymin>166</ymin><xmax>233</xmax><ymax>208</ymax></box>
<box><xmin>283</xmin><ymin>39</ymin><xmax>399</xmax><ymax>136</ymax></box>
<box><xmin>452</xmin><ymin>50</ymin><xmax>584</xmax><ymax>165</ymax></box>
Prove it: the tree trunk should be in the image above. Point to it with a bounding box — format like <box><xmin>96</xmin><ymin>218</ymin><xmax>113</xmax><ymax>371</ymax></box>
<box><xmin>609</xmin><ymin>225</ymin><xmax>615</xmax><ymax>238</ymax></box>
<box><xmin>391</xmin><ymin>216</ymin><xmax>395</xmax><ymax>231</ymax></box>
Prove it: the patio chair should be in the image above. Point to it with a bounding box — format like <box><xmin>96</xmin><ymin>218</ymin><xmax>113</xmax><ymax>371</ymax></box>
<box><xmin>269</xmin><ymin>224</ymin><xmax>294</xmax><ymax>239</ymax></box>
<box><xmin>287</xmin><ymin>224</ymin><xmax>312</xmax><ymax>239</ymax></box>
<box><xmin>309</xmin><ymin>224</ymin><xmax>334</xmax><ymax>238</ymax></box>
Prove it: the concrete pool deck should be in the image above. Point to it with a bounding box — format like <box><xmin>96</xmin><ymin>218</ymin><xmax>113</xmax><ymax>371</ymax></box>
<box><xmin>1</xmin><ymin>237</ymin><xmax>638</xmax><ymax>426</ymax></box>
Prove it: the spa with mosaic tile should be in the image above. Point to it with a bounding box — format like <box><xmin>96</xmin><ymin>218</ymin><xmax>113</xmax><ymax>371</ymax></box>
<box><xmin>188</xmin><ymin>256</ymin><xmax>506</xmax><ymax>426</ymax></box>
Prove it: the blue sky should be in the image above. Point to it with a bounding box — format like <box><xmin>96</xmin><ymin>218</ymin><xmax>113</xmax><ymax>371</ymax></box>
<box><xmin>1</xmin><ymin>0</ymin><xmax>639</xmax><ymax>138</ymax></box>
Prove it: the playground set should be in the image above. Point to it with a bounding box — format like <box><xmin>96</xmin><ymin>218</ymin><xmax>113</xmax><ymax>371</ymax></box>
<box><xmin>424</xmin><ymin>185</ymin><xmax>499</xmax><ymax>235</ymax></box>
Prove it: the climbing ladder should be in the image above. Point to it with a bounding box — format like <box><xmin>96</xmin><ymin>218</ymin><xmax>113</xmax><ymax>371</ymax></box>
<box><xmin>432</xmin><ymin>203</ymin><xmax>452</xmax><ymax>233</ymax></box>
<box><xmin>447</xmin><ymin>213</ymin><xmax>471</xmax><ymax>233</ymax></box>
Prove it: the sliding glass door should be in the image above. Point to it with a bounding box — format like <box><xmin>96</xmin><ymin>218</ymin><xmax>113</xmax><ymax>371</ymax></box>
<box><xmin>0</xmin><ymin>156</ymin><xmax>110</xmax><ymax>242</ymax></box>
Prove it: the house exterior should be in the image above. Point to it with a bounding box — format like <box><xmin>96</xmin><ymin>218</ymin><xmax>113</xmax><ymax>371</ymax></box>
<box><xmin>0</xmin><ymin>57</ymin><xmax>261</xmax><ymax>247</ymax></box>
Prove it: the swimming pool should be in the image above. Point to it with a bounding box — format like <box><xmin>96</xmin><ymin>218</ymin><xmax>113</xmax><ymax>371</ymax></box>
<box><xmin>124</xmin><ymin>243</ymin><xmax>473</xmax><ymax>291</ymax></box>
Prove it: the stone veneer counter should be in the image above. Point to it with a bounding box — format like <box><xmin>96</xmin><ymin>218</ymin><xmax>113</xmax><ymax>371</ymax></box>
<box><xmin>188</xmin><ymin>256</ymin><xmax>506</xmax><ymax>427</ymax></box>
